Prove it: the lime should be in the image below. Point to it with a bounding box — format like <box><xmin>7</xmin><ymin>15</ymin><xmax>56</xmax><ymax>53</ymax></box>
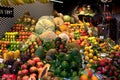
<box><xmin>54</xmin><ymin>67</ymin><xmax>61</xmax><ymax>75</ymax></box>
<box><xmin>71</xmin><ymin>61</ymin><xmax>77</xmax><ymax>69</ymax></box>
<box><xmin>64</xmin><ymin>54</ymin><xmax>71</xmax><ymax>61</ymax></box>
<box><xmin>60</xmin><ymin>70</ymin><xmax>68</xmax><ymax>77</ymax></box>
<box><xmin>72</xmin><ymin>71</ymin><xmax>78</xmax><ymax>77</ymax></box>
<box><xmin>61</xmin><ymin>61</ymin><xmax>69</xmax><ymax>69</ymax></box>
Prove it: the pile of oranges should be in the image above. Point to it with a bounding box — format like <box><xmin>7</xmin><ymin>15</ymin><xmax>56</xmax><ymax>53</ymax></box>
<box><xmin>80</xmin><ymin>74</ymin><xmax>98</xmax><ymax>80</ymax></box>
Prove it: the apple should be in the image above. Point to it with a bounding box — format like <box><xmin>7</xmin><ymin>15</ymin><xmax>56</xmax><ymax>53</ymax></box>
<box><xmin>37</xmin><ymin>62</ymin><xmax>44</xmax><ymax>68</ymax></box>
<box><xmin>27</xmin><ymin>59</ymin><xmax>35</xmax><ymax>66</ymax></box>
<box><xmin>21</xmin><ymin>69</ymin><xmax>28</xmax><ymax>75</ymax></box>
<box><xmin>21</xmin><ymin>64</ymin><xmax>27</xmax><ymax>69</ymax></box>
<box><xmin>33</xmin><ymin>57</ymin><xmax>41</xmax><ymax>63</ymax></box>
<box><xmin>29</xmin><ymin>66</ymin><xmax>37</xmax><ymax>73</ymax></box>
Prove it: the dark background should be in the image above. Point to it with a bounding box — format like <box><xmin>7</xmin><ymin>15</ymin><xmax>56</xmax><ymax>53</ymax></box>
<box><xmin>54</xmin><ymin>0</ymin><xmax>120</xmax><ymax>14</ymax></box>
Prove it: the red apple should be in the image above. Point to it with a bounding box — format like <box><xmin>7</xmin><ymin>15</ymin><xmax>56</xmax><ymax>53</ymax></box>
<box><xmin>21</xmin><ymin>69</ymin><xmax>28</xmax><ymax>75</ymax></box>
<box><xmin>33</xmin><ymin>57</ymin><xmax>41</xmax><ymax>63</ymax></box>
<box><xmin>29</xmin><ymin>66</ymin><xmax>37</xmax><ymax>73</ymax></box>
<box><xmin>37</xmin><ymin>62</ymin><xmax>44</xmax><ymax>68</ymax></box>
<box><xmin>21</xmin><ymin>64</ymin><xmax>27</xmax><ymax>69</ymax></box>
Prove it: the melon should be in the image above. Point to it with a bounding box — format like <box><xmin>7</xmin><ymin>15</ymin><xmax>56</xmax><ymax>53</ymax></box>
<box><xmin>63</xmin><ymin>15</ymin><xmax>71</xmax><ymax>22</ymax></box>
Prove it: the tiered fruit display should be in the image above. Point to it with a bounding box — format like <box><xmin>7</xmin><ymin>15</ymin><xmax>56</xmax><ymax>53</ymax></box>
<box><xmin>16</xmin><ymin>31</ymin><xmax>32</xmax><ymax>42</ymax></box>
<box><xmin>91</xmin><ymin>51</ymin><xmax>120</xmax><ymax>80</ymax></box>
<box><xmin>16</xmin><ymin>56</ymin><xmax>48</xmax><ymax>80</ymax></box>
<box><xmin>42</xmin><ymin>37</ymin><xmax>83</xmax><ymax>79</ymax></box>
<box><xmin>2</xmin><ymin>32</ymin><xmax>19</xmax><ymax>41</ymax></box>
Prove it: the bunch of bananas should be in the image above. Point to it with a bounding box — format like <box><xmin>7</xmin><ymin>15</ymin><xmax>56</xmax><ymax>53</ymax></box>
<box><xmin>0</xmin><ymin>0</ymin><xmax>11</xmax><ymax>6</ymax></box>
<box><xmin>12</xmin><ymin>0</ymin><xmax>24</xmax><ymax>5</ymax></box>
<box><xmin>23</xmin><ymin>0</ymin><xmax>36</xmax><ymax>4</ymax></box>
<box><xmin>38</xmin><ymin>0</ymin><xmax>50</xmax><ymax>4</ymax></box>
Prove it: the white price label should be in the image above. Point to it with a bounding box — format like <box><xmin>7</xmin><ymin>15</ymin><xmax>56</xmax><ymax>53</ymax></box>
<box><xmin>0</xmin><ymin>58</ymin><xmax>3</xmax><ymax>63</ymax></box>
<box><xmin>99</xmin><ymin>36</ymin><xmax>104</xmax><ymax>39</ymax></box>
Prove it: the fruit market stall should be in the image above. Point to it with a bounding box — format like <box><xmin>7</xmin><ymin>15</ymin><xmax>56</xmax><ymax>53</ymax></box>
<box><xmin>0</xmin><ymin>0</ymin><xmax>120</xmax><ymax>80</ymax></box>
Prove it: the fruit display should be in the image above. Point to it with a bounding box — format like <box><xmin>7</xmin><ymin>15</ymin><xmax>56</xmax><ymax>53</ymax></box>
<box><xmin>0</xmin><ymin>10</ymin><xmax>120</xmax><ymax>80</ymax></box>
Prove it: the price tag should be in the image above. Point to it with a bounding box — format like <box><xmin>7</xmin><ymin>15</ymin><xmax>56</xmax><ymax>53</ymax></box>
<box><xmin>101</xmin><ymin>53</ymin><xmax>106</xmax><ymax>57</ymax></box>
<box><xmin>99</xmin><ymin>36</ymin><xmax>104</xmax><ymax>39</ymax></box>
<box><xmin>0</xmin><ymin>58</ymin><xmax>4</xmax><ymax>63</ymax></box>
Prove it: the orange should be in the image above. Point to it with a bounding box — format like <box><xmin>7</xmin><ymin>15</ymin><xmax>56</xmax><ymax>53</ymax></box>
<box><xmin>91</xmin><ymin>75</ymin><xmax>98</xmax><ymax>80</ymax></box>
<box><xmin>80</xmin><ymin>74</ymin><xmax>88</xmax><ymax>80</ymax></box>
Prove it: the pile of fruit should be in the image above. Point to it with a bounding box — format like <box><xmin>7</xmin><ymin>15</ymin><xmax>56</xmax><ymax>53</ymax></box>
<box><xmin>91</xmin><ymin>51</ymin><xmax>120</xmax><ymax>80</ymax></box>
<box><xmin>0</xmin><ymin>12</ymin><xmax>120</xmax><ymax>80</ymax></box>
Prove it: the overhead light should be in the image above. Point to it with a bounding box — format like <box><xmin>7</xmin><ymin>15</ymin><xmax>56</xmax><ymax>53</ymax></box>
<box><xmin>50</xmin><ymin>0</ymin><xmax>63</xmax><ymax>3</ymax></box>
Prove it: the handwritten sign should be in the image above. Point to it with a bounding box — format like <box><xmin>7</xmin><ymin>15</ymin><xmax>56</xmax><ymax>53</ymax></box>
<box><xmin>0</xmin><ymin>6</ymin><xmax>14</xmax><ymax>17</ymax></box>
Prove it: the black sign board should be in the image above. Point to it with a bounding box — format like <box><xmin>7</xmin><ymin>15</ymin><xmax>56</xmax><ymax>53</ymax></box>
<box><xmin>0</xmin><ymin>6</ymin><xmax>14</xmax><ymax>17</ymax></box>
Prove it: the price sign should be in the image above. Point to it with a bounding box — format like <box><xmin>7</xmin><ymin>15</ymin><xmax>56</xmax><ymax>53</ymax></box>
<box><xmin>0</xmin><ymin>6</ymin><xmax>14</xmax><ymax>17</ymax></box>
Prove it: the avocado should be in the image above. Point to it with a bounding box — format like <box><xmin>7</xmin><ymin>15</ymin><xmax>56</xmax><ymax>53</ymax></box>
<box><xmin>35</xmin><ymin>46</ymin><xmax>45</xmax><ymax>60</ymax></box>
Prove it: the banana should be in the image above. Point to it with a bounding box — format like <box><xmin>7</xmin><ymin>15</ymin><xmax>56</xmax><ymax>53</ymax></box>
<box><xmin>29</xmin><ymin>0</ymin><xmax>36</xmax><ymax>3</ymax></box>
<box><xmin>23</xmin><ymin>0</ymin><xmax>36</xmax><ymax>4</ymax></box>
<box><xmin>12</xmin><ymin>0</ymin><xmax>24</xmax><ymax>5</ymax></box>
<box><xmin>1</xmin><ymin>0</ymin><xmax>11</xmax><ymax>6</ymax></box>
<box><xmin>39</xmin><ymin>0</ymin><xmax>50</xmax><ymax>4</ymax></box>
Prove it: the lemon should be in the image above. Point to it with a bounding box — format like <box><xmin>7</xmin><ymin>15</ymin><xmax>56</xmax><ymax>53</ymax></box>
<box><xmin>89</xmin><ymin>49</ymin><xmax>94</xmax><ymax>53</ymax></box>
<box><xmin>111</xmin><ymin>50</ymin><xmax>115</xmax><ymax>53</ymax></box>
<box><xmin>98</xmin><ymin>58</ymin><xmax>101</xmax><ymax>61</ymax></box>
<box><xmin>93</xmin><ymin>56</ymin><xmax>98</xmax><ymax>60</ymax></box>
<box><xmin>85</xmin><ymin>46</ymin><xmax>90</xmax><ymax>51</ymax></box>
<box><xmin>97</xmin><ymin>54</ymin><xmax>101</xmax><ymax>58</ymax></box>
<box><xmin>89</xmin><ymin>59</ymin><xmax>94</xmax><ymax>63</ymax></box>
<box><xmin>88</xmin><ymin>53</ymin><xmax>93</xmax><ymax>59</ymax></box>
<box><xmin>85</xmin><ymin>56</ymin><xmax>89</xmax><ymax>61</ymax></box>
<box><xmin>84</xmin><ymin>51</ymin><xmax>89</xmax><ymax>55</ymax></box>
<box><xmin>102</xmin><ymin>49</ymin><xmax>107</xmax><ymax>52</ymax></box>
<box><xmin>94</xmin><ymin>42</ymin><xmax>98</xmax><ymax>45</ymax></box>
<box><xmin>113</xmin><ymin>45</ymin><xmax>119</xmax><ymax>50</ymax></box>
<box><xmin>86</xmin><ymin>63</ymin><xmax>91</xmax><ymax>68</ymax></box>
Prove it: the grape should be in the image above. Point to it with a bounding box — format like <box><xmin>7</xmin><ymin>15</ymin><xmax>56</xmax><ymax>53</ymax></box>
<box><xmin>4</xmin><ymin>59</ymin><xmax>15</xmax><ymax>65</ymax></box>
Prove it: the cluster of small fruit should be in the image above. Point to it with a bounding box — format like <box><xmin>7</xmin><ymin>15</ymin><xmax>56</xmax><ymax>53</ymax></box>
<box><xmin>83</xmin><ymin>46</ymin><xmax>101</xmax><ymax>68</ymax></box>
<box><xmin>11</xmin><ymin>24</ymin><xmax>25</xmax><ymax>32</ymax></box>
<box><xmin>2</xmin><ymin>32</ymin><xmax>19</xmax><ymax>41</ymax></box>
<box><xmin>20</xmin><ymin>37</ymin><xmax>42</xmax><ymax>56</ymax></box>
<box><xmin>49</xmin><ymin>48</ymin><xmax>82</xmax><ymax>79</ymax></box>
<box><xmin>7</xmin><ymin>41</ymin><xmax>20</xmax><ymax>51</ymax></box>
<box><xmin>55</xmin><ymin>37</ymin><xmax>68</xmax><ymax>53</ymax></box>
<box><xmin>16</xmin><ymin>31</ymin><xmax>32</xmax><ymax>42</ymax></box>
<box><xmin>3</xmin><ymin>50</ymin><xmax>20</xmax><ymax>61</ymax></box>
<box><xmin>0</xmin><ymin>41</ymin><xmax>10</xmax><ymax>51</ymax></box>
<box><xmin>94</xmin><ymin>57</ymin><xmax>120</xmax><ymax>80</ymax></box>
<box><xmin>17</xmin><ymin>57</ymin><xmax>44</xmax><ymax>80</ymax></box>
<box><xmin>0</xmin><ymin>59</ymin><xmax>23</xmax><ymax>77</ymax></box>
<box><xmin>77</xmin><ymin>37</ymin><xmax>89</xmax><ymax>47</ymax></box>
